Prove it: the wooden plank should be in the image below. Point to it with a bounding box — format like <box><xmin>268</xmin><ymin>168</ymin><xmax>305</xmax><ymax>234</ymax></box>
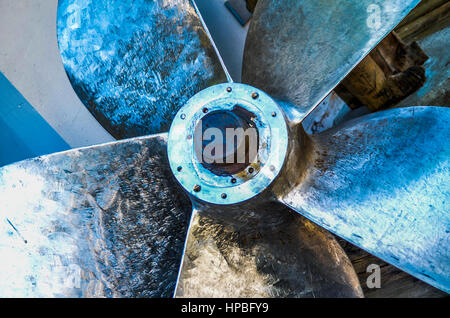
<box><xmin>396</xmin><ymin>0</ymin><xmax>448</xmax><ymax>29</ymax></box>
<box><xmin>395</xmin><ymin>1</ymin><xmax>450</xmax><ymax>42</ymax></box>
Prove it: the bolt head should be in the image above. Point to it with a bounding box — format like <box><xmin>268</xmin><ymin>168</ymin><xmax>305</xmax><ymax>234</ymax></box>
<box><xmin>168</xmin><ymin>83</ymin><xmax>288</xmax><ymax>205</ymax></box>
<box><xmin>193</xmin><ymin>185</ymin><xmax>201</xmax><ymax>192</ymax></box>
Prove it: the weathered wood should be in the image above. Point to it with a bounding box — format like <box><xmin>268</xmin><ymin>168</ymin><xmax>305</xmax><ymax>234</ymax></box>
<box><xmin>396</xmin><ymin>0</ymin><xmax>447</xmax><ymax>29</ymax></box>
<box><xmin>335</xmin><ymin>32</ymin><xmax>427</xmax><ymax>111</ymax></box>
<box><xmin>337</xmin><ymin>55</ymin><xmax>388</xmax><ymax>111</ymax></box>
<box><xmin>370</xmin><ymin>32</ymin><xmax>428</xmax><ymax>73</ymax></box>
<box><xmin>395</xmin><ymin>0</ymin><xmax>450</xmax><ymax>42</ymax></box>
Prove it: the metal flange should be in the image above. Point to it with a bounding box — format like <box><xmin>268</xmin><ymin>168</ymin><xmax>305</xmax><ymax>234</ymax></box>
<box><xmin>167</xmin><ymin>83</ymin><xmax>288</xmax><ymax>205</ymax></box>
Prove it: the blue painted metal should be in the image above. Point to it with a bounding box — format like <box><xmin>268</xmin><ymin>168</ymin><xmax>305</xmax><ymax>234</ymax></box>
<box><xmin>0</xmin><ymin>72</ymin><xmax>69</xmax><ymax>167</ymax></box>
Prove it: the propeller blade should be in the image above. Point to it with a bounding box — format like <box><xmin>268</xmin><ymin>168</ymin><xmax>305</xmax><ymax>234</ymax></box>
<box><xmin>174</xmin><ymin>201</ymin><xmax>363</xmax><ymax>297</ymax></box>
<box><xmin>0</xmin><ymin>134</ymin><xmax>192</xmax><ymax>297</ymax></box>
<box><xmin>57</xmin><ymin>0</ymin><xmax>228</xmax><ymax>139</ymax></box>
<box><xmin>399</xmin><ymin>26</ymin><xmax>449</xmax><ymax>108</ymax></box>
<box><xmin>242</xmin><ymin>0</ymin><xmax>420</xmax><ymax>121</ymax></box>
<box><xmin>281</xmin><ymin>106</ymin><xmax>450</xmax><ymax>292</ymax></box>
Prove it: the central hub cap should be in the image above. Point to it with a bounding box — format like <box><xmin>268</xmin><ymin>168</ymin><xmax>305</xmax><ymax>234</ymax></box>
<box><xmin>195</xmin><ymin>107</ymin><xmax>258</xmax><ymax>176</ymax></box>
<box><xmin>168</xmin><ymin>83</ymin><xmax>288</xmax><ymax>205</ymax></box>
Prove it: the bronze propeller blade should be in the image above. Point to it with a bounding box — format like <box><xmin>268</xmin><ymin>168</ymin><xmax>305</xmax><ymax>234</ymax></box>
<box><xmin>276</xmin><ymin>106</ymin><xmax>450</xmax><ymax>293</ymax></box>
<box><xmin>0</xmin><ymin>135</ymin><xmax>192</xmax><ymax>297</ymax></box>
<box><xmin>57</xmin><ymin>0</ymin><xmax>228</xmax><ymax>139</ymax></box>
<box><xmin>239</xmin><ymin>0</ymin><xmax>449</xmax><ymax>293</ymax></box>
<box><xmin>0</xmin><ymin>132</ymin><xmax>363</xmax><ymax>297</ymax></box>
<box><xmin>175</xmin><ymin>201</ymin><xmax>363</xmax><ymax>298</ymax></box>
<box><xmin>2</xmin><ymin>0</ymin><xmax>448</xmax><ymax>298</ymax></box>
<box><xmin>242</xmin><ymin>0</ymin><xmax>420</xmax><ymax>122</ymax></box>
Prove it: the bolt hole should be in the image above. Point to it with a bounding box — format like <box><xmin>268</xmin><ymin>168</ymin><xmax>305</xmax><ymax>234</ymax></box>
<box><xmin>203</xmin><ymin>108</ymin><xmax>208</xmax><ymax>113</ymax></box>
<box><xmin>271</xmin><ymin>112</ymin><xmax>277</xmax><ymax>117</ymax></box>
<box><xmin>227</xmin><ymin>87</ymin><xmax>232</xmax><ymax>92</ymax></box>
<box><xmin>180</xmin><ymin>114</ymin><xmax>186</xmax><ymax>120</ymax></box>
<box><xmin>221</xmin><ymin>193</ymin><xmax>227</xmax><ymax>199</ymax></box>
<box><xmin>193</xmin><ymin>185</ymin><xmax>201</xmax><ymax>192</ymax></box>
<box><xmin>177</xmin><ymin>166</ymin><xmax>182</xmax><ymax>172</ymax></box>
<box><xmin>252</xmin><ymin>92</ymin><xmax>259</xmax><ymax>99</ymax></box>
<box><xmin>248</xmin><ymin>167</ymin><xmax>254</xmax><ymax>174</ymax></box>
<box><xmin>231</xmin><ymin>178</ymin><xmax>237</xmax><ymax>184</ymax></box>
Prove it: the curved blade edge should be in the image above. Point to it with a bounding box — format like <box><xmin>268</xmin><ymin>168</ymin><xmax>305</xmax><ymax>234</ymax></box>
<box><xmin>281</xmin><ymin>106</ymin><xmax>450</xmax><ymax>293</ymax></box>
<box><xmin>0</xmin><ymin>134</ymin><xmax>192</xmax><ymax>297</ymax></box>
<box><xmin>243</xmin><ymin>0</ymin><xmax>421</xmax><ymax>122</ymax></box>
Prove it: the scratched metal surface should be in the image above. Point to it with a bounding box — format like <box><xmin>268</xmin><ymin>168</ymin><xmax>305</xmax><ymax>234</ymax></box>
<box><xmin>281</xmin><ymin>106</ymin><xmax>450</xmax><ymax>293</ymax></box>
<box><xmin>175</xmin><ymin>201</ymin><xmax>363</xmax><ymax>298</ymax></box>
<box><xmin>57</xmin><ymin>0</ymin><xmax>227</xmax><ymax>139</ymax></box>
<box><xmin>399</xmin><ymin>26</ymin><xmax>450</xmax><ymax>108</ymax></box>
<box><xmin>0</xmin><ymin>134</ymin><xmax>192</xmax><ymax>297</ymax></box>
<box><xmin>242</xmin><ymin>0</ymin><xmax>420</xmax><ymax>122</ymax></box>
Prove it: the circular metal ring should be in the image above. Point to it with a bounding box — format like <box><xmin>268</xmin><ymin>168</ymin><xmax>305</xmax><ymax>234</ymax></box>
<box><xmin>168</xmin><ymin>83</ymin><xmax>288</xmax><ymax>205</ymax></box>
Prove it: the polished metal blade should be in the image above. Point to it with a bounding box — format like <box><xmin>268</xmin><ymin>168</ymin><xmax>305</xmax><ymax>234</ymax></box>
<box><xmin>242</xmin><ymin>0</ymin><xmax>420</xmax><ymax>121</ymax></box>
<box><xmin>0</xmin><ymin>134</ymin><xmax>192</xmax><ymax>297</ymax></box>
<box><xmin>175</xmin><ymin>201</ymin><xmax>363</xmax><ymax>297</ymax></box>
<box><xmin>281</xmin><ymin>106</ymin><xmax>450</xmax><ymax>293</ymax></box>
<box><xmin>57</xmin><ymin>0</ymin><xmax>227</xmax><ymax>139</ymax></box>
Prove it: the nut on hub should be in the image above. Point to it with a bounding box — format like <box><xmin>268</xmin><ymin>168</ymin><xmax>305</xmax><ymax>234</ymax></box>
<box><xmin>167</xmin><ymin>83</ymin><xmax>288</xmax><ymax>205</ymax></box>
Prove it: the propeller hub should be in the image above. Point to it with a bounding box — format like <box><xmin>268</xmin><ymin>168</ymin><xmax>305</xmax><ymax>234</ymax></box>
<box><xmin>194</xmin><ymin>107</ymin><xmax>258</xmax><ymax>176</ymax></box>
<box><xmin>168</xmin><ymin>83</ymin><xmax>288</xmax><ymax>205</ymax></box>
